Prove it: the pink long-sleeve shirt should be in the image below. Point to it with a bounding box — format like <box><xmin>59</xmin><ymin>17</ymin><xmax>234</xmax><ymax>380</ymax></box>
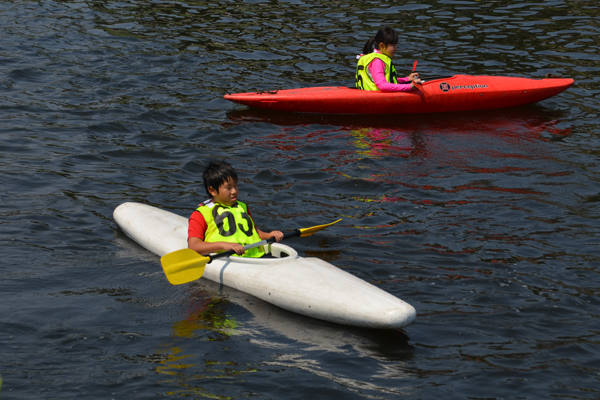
<box><xmin>368</xmin><ymin>50</ymin><xmax>412</xmax><ymax>92</ymax></box>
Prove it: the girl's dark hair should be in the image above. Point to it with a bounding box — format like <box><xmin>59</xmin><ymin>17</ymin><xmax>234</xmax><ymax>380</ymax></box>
<box><xmin>203</xmin><ymin>161</ymin><xmax>238</xmax><ymax>196</ymax></box>
<box><xmin>362</xmin><ymin>26</ymin><xmax>399</xmax><ymax>54</ymax></box>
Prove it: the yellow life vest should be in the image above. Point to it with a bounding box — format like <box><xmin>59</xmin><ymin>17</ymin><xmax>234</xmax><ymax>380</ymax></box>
<box><xmin>196</xmin><ymin>200</ymin><xmax>265</xmax><ymax>258</ymax></box>
<box><xmin>355</xmin><ymin>52</ymin><xmax>398</xmax><ymax>91</ymax></box>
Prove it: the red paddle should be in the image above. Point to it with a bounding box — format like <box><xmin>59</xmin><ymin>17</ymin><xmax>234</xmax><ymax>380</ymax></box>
<box><xmin>411</xmin><ymin>60</ymin><xmax>431</xmax><ymax>98</ymax></box>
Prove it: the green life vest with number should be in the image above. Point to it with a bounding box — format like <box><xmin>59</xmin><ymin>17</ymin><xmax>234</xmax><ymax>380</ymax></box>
<box><xmin>196</xmin><ymin>200</ymin><xmax>265</xmax><ymax>258</ymax></box>
<box><xmin>355</xmin><ymin>52</ymin><xmax>398</xmax><ymax>91</ymax></box>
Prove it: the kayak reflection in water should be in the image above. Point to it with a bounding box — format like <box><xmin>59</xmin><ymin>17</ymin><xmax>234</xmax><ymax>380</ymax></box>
<box><xmin>347</xmin><ymin>128</ymin><xmax>430</xmax><ymax>163</ymax></box>
<box><xmin>356</xmin><ymin>26</ymin><xmax>422</xmax><ymax>92</ymax></box>
<box><xmin>351</xmin><ymin>128</ymin><xmax>413</xmax><ymax>158</ymax></box>
<box><xmin>187</xmin><ymin>161</ymin><xmax>283</xmax><ymax>258</ymax></box>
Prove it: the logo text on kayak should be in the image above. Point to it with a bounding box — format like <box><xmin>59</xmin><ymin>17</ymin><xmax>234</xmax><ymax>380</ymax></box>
<box><xmin>440</xmin><ymin>83</ymin><xmax>488</xmax><ymax>92</ymax></box>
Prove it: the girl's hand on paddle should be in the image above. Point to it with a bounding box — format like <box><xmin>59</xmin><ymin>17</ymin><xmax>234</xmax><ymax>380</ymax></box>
<box><xmin>409</xmin><ymin>73</ymin><xmax>422</xmax><ymax>89</ymax></box>
<box><xmin>269</xmin><ymin>230</ymin><xmax>284</xmax><ymax>242</ymax></box>
<box><xmin>409</xmin><ymin>72</ymin><xmax>420</xmax><ymax>82</ymax></box>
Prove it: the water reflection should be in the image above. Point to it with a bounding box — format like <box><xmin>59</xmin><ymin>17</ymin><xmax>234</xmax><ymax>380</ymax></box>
<box><xmin>226</xmin><ymin>105</ymin><xmax>570</xmax><ymax>137</ymax></box>
<box><xmin>348</xmin><ymin>128</ymin><xmax>421</xmax><ymax>159</ymax></box>
<box><xmin>225</xmin><ymin>105</ymin><xmax>572</xmax><ymax>178</ymax></box>
<box><xmin>150</xmin><ymin>279</ymin><xmax>415</xmax><ymax>397</ymax></box>
<box><xmin>162</xmin><ymin>277</ymin><xmax>414</xmax><ymax>361</ymax></box>
<box><xmin>155</xmin><ymin>295</ymin><xmax>254</xmax><ymax>399</ymax></box>
<box><xmin>115</xmin><ymin>229</ymin><xmax>414</xmax><ymax>396</ymax></box>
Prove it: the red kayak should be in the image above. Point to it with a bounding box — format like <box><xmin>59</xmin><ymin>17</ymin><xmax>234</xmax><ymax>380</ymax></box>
<box><xmin>224</xmin><ymin>74</ymin><xmax>574</xmax><ymax>114</ymax></box>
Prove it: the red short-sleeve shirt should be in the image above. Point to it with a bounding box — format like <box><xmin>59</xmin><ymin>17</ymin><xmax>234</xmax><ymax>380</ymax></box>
<box><xmin>188</xmin><ymin>210</ymin><xmax>209</xmax><ymax>241</ymax></box>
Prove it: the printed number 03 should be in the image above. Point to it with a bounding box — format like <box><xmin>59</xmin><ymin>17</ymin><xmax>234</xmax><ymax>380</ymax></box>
<box><xmin>214</xmin><ymin>209</ymin><xmax>254</xmax><ymax>237</ymax></box>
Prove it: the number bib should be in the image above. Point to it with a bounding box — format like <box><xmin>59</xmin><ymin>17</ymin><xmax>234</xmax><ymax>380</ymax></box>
<box><xmin>197</xmin><ymin>200</ymin><xmax>265</xmax><ymax>258</ymax></box>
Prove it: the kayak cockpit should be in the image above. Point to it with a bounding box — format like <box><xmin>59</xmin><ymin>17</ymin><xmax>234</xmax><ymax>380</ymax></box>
<box><xmin>215</xmin><ymin>242</ymin><xmax>299</xmax><ymax>265</ymax></box>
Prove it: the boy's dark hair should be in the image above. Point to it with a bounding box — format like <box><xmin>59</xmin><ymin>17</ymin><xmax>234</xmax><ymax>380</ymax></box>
<box><xmin>203</xmin><ymin>161</ymin><xmax>238</xmax><ymax>196</ymax></box>
<box><xmin>362</xmin><ymin>26</ymin><xmax>399</xmax><ymax>54</ymax></box>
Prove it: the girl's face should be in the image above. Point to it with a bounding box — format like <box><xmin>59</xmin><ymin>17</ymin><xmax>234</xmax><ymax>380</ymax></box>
<box><xmin>378</xmin><ymin>42</ymin><xmax>397</xmax><ymax>58</ymax></box>
<box><xmin>209</xmin><ymin>177</ymin><xmax>238</xmax><ymax>206</ymax></box>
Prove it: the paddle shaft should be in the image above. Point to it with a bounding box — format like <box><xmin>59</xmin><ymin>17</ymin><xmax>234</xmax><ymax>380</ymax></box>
<box><xmin>206</xmin><ymin>229</ymin><xmax>301</xmax><ymax>262</ymax></box>
<box><xmin>162</xmin><ymin>218</ymin><xmax>339</xmax><ymax>285</ymax></box>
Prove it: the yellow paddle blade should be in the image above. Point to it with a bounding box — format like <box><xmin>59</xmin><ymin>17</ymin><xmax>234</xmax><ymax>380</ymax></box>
<box><xmin>298</xmin><ymin>218</ymin><xmax>342</xmax><ymax>237</ymax></box>
<box><xmin>160</xmin><ymin>248</ymin><xmax>209</xmax><ymax>285</ymax></box>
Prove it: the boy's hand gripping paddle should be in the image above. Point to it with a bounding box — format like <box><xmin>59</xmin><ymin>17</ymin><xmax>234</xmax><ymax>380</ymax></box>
<box><xmin>160</xmin><ymin>219</ymin><xmax>342</xmax><ymax>285</ymax></box>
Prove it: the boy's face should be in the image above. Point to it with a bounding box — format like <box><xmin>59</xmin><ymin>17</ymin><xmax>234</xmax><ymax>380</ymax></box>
<box><xmin>208</xmin><ymin>177</ymin><xmax>238</xmax><ymax>206</ymax></box>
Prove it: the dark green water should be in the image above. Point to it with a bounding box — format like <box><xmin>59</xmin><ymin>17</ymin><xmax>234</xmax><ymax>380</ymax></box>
<box><xmin>1</xmin><ymin>1</ymin><xmax>599</xmax><ymax>399</ymax></box>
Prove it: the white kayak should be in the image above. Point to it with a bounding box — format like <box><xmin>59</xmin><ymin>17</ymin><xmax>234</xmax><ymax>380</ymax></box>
<box><xmin>113</xmin><ymin>202</ymin><xmax>416</xmax><ymax>329</ymax></box>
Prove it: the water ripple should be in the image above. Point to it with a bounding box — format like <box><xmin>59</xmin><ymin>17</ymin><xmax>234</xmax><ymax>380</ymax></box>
<box><xmin>1</xmin><ymin>0</ymin><xmax>599</xmax><ymax>399</ymax></box>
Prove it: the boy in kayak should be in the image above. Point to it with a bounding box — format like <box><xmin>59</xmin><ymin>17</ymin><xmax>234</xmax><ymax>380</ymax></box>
<box><xmin>356</xmin><ymin>26</ymin><xmax>422</xmax><ymax>92</ymax></box>
<box><xmin>188</xmin><ymin>161</ymin><xmax>283</xmax><ymax>257</ymax></box>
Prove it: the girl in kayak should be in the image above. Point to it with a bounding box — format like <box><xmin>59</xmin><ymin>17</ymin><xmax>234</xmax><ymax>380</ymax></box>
<box><xmin>188</xmin><ymin>161</ymin><xmax>283</xmax><ymax>257</ymax></box>
<box><xmin>356</xmin><ymin>26</ymin><xmax>421</xmax><ymax>92</ymax></box>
